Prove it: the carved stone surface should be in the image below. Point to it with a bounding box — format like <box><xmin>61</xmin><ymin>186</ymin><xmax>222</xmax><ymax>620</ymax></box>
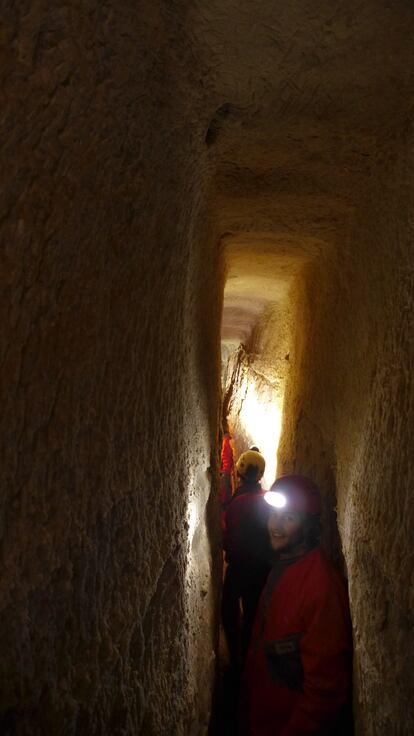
<box><xmin>1</xmin><ymin>1</ymin><xmax>414</xmax><ymax>734</ymax></box>
<box><xmin>0</xmin><ymin>3</ymin><xmax>222</xmax><ymax>733</ymax></box>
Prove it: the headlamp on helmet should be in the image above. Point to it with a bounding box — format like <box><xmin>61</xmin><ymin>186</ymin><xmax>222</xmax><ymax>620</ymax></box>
<box><xmin>264</xmin><ymin>491</ymin><xmax>286</xmax><ymax>508</ymax></box>
<box><xmin>264</xmin><ymin>475</ymin><xmax>321</xmax><ymax>514</ymax></box>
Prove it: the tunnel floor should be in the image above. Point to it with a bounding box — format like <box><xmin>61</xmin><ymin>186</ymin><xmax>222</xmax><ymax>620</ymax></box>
<box><xmin>209</xmin><ymin>628</ymin><xmax>239</xmax><ymax>736</ymax></box>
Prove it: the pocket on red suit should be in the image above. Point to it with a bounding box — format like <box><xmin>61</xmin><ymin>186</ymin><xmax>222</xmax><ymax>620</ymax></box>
<box><xmin>265</xmin><ymin>633</ymin><xmax>304</xmax><ymax>691</ymax></box>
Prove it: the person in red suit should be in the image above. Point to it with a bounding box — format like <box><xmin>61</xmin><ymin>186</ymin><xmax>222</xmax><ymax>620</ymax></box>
<box><xmin>220</xmin><ymin>431</ymin><xmax>235</xmax><ymax>510</ymax></box>
<box><xmin>222</xmin><ymin>450</ymin><xmax>271</xmax><ymax>671</ymax></box>
<box><xmin>242</xmin><ymin>475</ymin><xmax>352</xmax><ymax>736</ymax></box>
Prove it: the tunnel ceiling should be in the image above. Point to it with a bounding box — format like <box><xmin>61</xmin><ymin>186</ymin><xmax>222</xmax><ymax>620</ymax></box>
<box><xmin>218</xmin><ymin>122</ymin><xmax>358</xmax><ymax>345</ymax></box>
<box><xmin>194</xmin><ymin>0</ymin><xmax>414</xmax><ymax>345</ymax></box>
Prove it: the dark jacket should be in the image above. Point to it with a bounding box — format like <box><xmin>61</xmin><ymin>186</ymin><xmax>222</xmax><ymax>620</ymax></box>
<box><xmin>223</xmin><ymin>483</ymin><xmax>270</xmax><ymax>571</ymax></box>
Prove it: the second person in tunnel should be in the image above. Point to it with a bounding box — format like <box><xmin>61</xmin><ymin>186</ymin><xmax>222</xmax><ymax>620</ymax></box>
<box><xmin>222</xmin><ymin>449</ymin><xmax>271</xmax><ymax>672</ymax></box>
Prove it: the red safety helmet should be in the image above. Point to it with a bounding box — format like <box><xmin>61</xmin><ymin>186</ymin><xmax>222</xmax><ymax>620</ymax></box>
<box><xmin>265</xmin><ymin>474</ymin><xmax>321</xmax><ymax>514</ymax></box>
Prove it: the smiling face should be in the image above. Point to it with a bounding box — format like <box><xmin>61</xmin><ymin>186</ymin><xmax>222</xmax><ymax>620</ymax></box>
<box><xmin>267</xmin><ymin>509</ymin><xmax>305</xmax><ymax>552</ymax></box>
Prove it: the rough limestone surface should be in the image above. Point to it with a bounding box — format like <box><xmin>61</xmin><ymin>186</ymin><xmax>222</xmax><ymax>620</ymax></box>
<box><xmin>0</xmin><ymin>3</ymin><xmax>223</xmax><ymax>734</ymax></box>
<box><xmin>2</xmin><ymin>1</ymin><xmax>414</xmax><ymax>735</ymax></box>
<box><xmin>277</xmin><ymin>145</ymin><xmax>414</xmax><ymax>733</ymax></box>
<box><xmin>222</xmin><ymin>332</ymin><xmax>288</xmax><ymax>489</ymax></box>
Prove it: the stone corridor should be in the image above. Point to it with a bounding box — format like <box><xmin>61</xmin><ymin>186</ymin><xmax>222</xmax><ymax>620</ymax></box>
<box><xmin>1</xmin><ymin>1</ymin><xmax>414</xmax><ymax>734</ymax></box>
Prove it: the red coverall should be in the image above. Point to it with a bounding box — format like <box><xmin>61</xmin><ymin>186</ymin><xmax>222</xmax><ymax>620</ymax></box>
<box><xmin>221</xmin><ymin>435</ymin><xmax>234</xmax><ymax>475</ymax></box>
<box><xmin>220</xmin><ymin>435</ymin><xmax>235</xmax><ymax>511</ymax></box>
<box><xmin>243</xmin><ymin>547</ymin><xmax>352</xmax><ymax>736</ymax></box>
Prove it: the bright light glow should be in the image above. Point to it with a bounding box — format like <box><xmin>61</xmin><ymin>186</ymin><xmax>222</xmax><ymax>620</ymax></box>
<box><xmin>264</xmin><ymin>491</ymin><xmax>286</xmax><ymax>508</ymax></box>
<box><xmin>238</xmin><ymin>381</ymin><xmax>283</xmax><ymax>488</ymax></box>
<box><xmin>187</xmin><ymin>500</ymin><xmax>197</xmax><ymax>543</ymax></box>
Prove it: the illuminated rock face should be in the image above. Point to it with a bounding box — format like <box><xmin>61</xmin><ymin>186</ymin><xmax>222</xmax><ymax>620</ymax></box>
<box><xmin>2</xmin><ymin>1</ymin><xmax>414</xmax><ymax>735</ymax></box>
<box><xmin>223</xmin><ymin>338</ymin><xmax>287</xmax><ymax>489</ymax></box>
<box><xmin>0</xmin><ymin>4</ymin><xmax>223</xmax><ymax>734</ymax></box>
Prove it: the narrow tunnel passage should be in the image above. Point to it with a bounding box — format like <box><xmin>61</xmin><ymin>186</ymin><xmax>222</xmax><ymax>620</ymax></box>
<box><xmin>1</xmin><ymin>1</ymin><xmax>414</xmax><ymax>735</ymax></box>
<box><xmin>212</xmin><ymin>276</ymin><xmax>353</xmax><ymax>734</ymax></box>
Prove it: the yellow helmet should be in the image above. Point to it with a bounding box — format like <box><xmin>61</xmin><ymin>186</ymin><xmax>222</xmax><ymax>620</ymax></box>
<box><xmin>236</xmin><ymin>450</ymin><xmax>265</xmax><ymax>482</ymax></box>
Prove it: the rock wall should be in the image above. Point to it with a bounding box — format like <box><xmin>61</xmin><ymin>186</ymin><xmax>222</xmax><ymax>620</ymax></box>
<box><xmin>278</xmin><ymin>131</ymin><xmax>414</xmax><ymax>734</ymax></box>
<box><xmin>223</xmin><ymin>309</ymin><xmax>290</xmax><ymax>489</ymax></box>
<box><xmin>2</xmin><ymin>1</ymin><xmax>414</xmax><ymax>734</ymax></box>
<box><xmin>0</xmin><ymin>3</ymin><xmax>222</xmax><ymax>734</ymax></box>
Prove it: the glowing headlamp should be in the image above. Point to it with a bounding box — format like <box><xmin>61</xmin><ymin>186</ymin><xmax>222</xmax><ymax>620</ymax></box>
<box><xmin>264</xmin><ymin>491</ymin><xmax>287</xmax><ymax>509</ymax></box>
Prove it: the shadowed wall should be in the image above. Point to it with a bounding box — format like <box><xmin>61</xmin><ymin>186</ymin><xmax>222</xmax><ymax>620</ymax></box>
<box><xmin>0</xmin><ymin>3</ymin><xmax>222</xmax><ymax>733</ymax></box>
<box><xmin>1</xmin><ymin>1</ymin><xmax>414</xmax><ymax>734</ymax></box>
